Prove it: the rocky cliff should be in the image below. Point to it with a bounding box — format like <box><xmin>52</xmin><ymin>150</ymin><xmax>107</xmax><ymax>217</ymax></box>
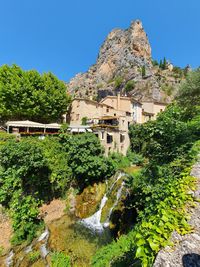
<box><xmin>68</xmin><ymin>20</ymin><xmax>184</xmax><ymax>102</ymax></box>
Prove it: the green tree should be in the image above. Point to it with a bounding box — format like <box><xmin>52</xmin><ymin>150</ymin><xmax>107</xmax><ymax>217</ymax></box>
<box><xmin>60</xmin><ymin>133</ymin><xmax>115</xmax><ymax>186</ymax></box>
<box><xmin>163</xmin><ymin>57</ymin><xmax>167</xmax><ymax>69</ymax></box>
<box><xmin>176</xmin><ymin>69</ymin><xmax>200</xmax><ymax>119</ymax></box>
<box><xmin>0</xmin><ymin>64</ymin><xmax>71</xmax><ymax>123</ymax></box>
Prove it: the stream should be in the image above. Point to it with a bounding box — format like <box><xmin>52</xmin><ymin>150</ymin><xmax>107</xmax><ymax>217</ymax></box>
<box><xmin>2</xmin><ymin>171</ymin><xmax>126</xmax><ymax>267</ymax></box>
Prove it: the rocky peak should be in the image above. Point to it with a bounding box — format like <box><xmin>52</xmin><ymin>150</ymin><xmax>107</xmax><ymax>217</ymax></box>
<box><xmin>68</xmin><ymin>20</ymin><xmax>178</xmax><ymax>102</ymax></box>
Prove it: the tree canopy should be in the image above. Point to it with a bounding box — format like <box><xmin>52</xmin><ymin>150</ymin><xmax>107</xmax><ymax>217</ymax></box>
<box><xmin>0</xmin><ymin>64</ymin><xmax>71</xmax><ymax>123</ymax></box>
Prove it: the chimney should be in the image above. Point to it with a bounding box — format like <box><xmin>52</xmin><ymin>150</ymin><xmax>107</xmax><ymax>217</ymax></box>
<box><xmin>117</xmin><ymin>93</ymin><xmax>120</xmax><ymax>110</ymax></box>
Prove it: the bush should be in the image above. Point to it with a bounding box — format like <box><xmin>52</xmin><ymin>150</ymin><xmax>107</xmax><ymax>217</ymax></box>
<box><xmin>60</xmin><ymin>133</ymin><xmax>115</xmax><ymax>186</ymax></box>
<box><xmin>127</xmin><ymin>150</ymin><xmax>144</xmax><ymax>165</ymax></box>
<box><xmin>114</xmin><ymin>76</ymin><xmax>123</xmax><ymax>88</ymax></box>
<box><xmin>124</xmin><ymin>80</ymin><xmax>135</xmax><ymax>93</ymax></box>
<box><xmin>10</xmin><ymin>193</ymin><xmax>41</xmax><ymax>245</ymax></box>
<box><xmin>28</xmin><ymin>250</ymin><xmax>40</xmax><ymax>263</ymax></box>
<box><xmin>51</xmin><ymin>252</ymin><xmax>71</xmax><ymax>267</ymax></box>
<box><xmin>108</xmin><ymin>152</ymin><xmax>131</xmax><ymax>170</ymax></box>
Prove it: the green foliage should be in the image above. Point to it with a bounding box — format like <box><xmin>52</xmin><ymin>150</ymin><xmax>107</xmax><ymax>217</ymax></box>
<box><xmin>0</xmin><ymin>139</ymin><xmax>49</xmax><ymax>243</ymax></box>
<box><xmin>59</xmin><ymin>123</ymin><xmax>69</xmax><ymax>133</ymax></box>
<box><xmin>159</xmin><ymin>57</ymin><xmax>167</xmax><ymax>70</ymax></box>
<box><xmin>81</xmin><ymin>117</ymin><xmax>88</xmax><ymax>125</ymax></box>
<box><xmin>51</xmin><ymin>252</ymin><xmax>71</xmax><ymax>267</ymax></box>
<box><xmin>92</xmin><ymin>154</ymin><xmax>196</xmax><ymax>267</ymax></box>
<box><xmin>176</xmin><ymin>69</ymin><xmax>200</xmax><ymax>119</ymax></box>
<box><xmin>152</xmin><ymin>60</ymin><xmax>159</xmax><ymax>66</ymax></box>
<box><xmin>172</xmin><ymin>66</ymin><xmax>184</xmax><ymax>77</ymax></box>
<box><xmin>124</xmin><ymin>80</ymin><xmax>135</xmax><ymax>93</ymax></box>
<box><xmin>38</xmin><ymin>137</ymin><xmax>72</xmax><ymax>196</ymax></box>
<box><xmin>0</xmin><ymin>139</ymin><xmax>50</xmax><ymax>201</ymax></box>
<box><xmin>0</xmin><ymin>64</ymin><xmax>71</xmax><ymax>123</ymax></box>
<box><xmin>0</xmin><ymin>132</ymin><xmax>15</xmax><ymax>142</ymax></box>
<box><xmin>0</xmin><ymin>132</ymin><xmax>16</xmax><ymax>149</ymax></box>
<box><xmin>141</xmin><ymin>66</ymin><xmax>146</xmax><ymax>78</ymax></box>
<box><xmin>161</xmin><ymin>84</ymin><xmax>174</xmax><ymax>96</ymax></box>
<box><xmin>28</xmin><ymin>250</ymin><xmax>40</xmax><ymax>263</ymax></box>
<box><xmin>108</xmin><ymin>152</ymin><xmax>131</xmax><ymax>170</ymax></box>
<box><xmin>127</xmin><ymin>150</ymin><xmax>144</xmax><ymax>165</ymax></box>
<box><xmin>0</xmin><ymin>246</ymin><xmax>4</xmax><ymax>256</ymax></box>
<box><xmin>10</xmin><ymin>192</ymin><xmax>41</xmax><ymax>244</ymax></box>
<box><xmin>114</xmin><ymin>76</ymin><xmax>123</xmax><ymax>88</ymax></box>
<box><xmin>93</xmin><ymin>70</ymin><xmax>200</xmax><ymax>266</ymax></box>
<box><xmin>129</xmin><ymin>104</ymin><xmax>197</xmax><ymax>164</ymax></box>
<box><xmin>60</xmin><ymin>133</ymin><xmax>115</xmax><ymax>186</ymax></box>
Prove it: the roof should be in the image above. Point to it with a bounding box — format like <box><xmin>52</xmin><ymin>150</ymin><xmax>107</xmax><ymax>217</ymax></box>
<box><xmin>100</xmin><ymin>95</ymin><xmax>142</xmax><ymax>105</ymax></box>
<box><xmin>6</xmin><ymin>120</ymin><xmax>44</xmax><ymax>128</ymax></box>
<box><xmin>73</xmin><ymin>98</ymin><xmax>114</xmax><ymax>109</ymax></box>
<box><xmin>142</xmin><ymin>101</ymin><xmax>168</xmax><ymax>106</ymax></box>
<box><xmin>142</xmin><ymin>111</ymin><xmax>154</xmax><ymax>116</ymax></box>
<box><xmin>6</xmin><ymin>120</ymin><xmax>61</xmax><ymax>129</ymax></box>
<box><xmin>68</xmin><ymin>125</ymin><xmax>92</xmax><ymax>133</ymax></box>
<box><xmin>99</xmin><ymin>116</ymin><xmax>119</xmax><ymax>120</ymax></box>
<box><xmin>45</xmin><ymin>123</ymin><xmax>61</xmax><ymax>129</ymax></box>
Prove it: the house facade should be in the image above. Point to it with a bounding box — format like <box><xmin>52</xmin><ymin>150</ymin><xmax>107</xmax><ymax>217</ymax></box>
<box><xmin>69</xmin><ymin>97</ymin><xmax>132</xmax><ymax>155</ymax></box>
<box><xmin>141</xmin><ymin>101</ymin><xmax>168</xmax><ymax>121</ymax></box>
<box><xmin>100</xmin><ymin>95</ymin><xmax>143</xmax><ymax>124</ymax></box>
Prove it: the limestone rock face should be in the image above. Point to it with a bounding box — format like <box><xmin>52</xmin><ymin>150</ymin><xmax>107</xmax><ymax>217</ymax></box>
<box><xmin>68</xmin><ymin>20</ymin><xmax>178</xmax><ymax>102</ymax></box>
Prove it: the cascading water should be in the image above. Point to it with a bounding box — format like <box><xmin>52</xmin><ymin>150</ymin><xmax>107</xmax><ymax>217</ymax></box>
<box><xmin>103</xmin><ymin>181</ymin><xmax>125</xmax><ymax>228</ymax></box>
<box><xmin>81</xmin><ymin>172</ymin><xmax>125</xmax><ymax>232</ymax></box>
<box><xmin>81</xmin><ymin>195</ymin><xmax>108</xmax><ymax>232</ymax></box>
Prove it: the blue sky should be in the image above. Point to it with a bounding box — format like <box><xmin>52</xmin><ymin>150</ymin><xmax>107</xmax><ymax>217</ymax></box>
<box><xmin>0</xmin><ymin>0</ymin><xmax>199</xmax><ymax>81</ymax></box>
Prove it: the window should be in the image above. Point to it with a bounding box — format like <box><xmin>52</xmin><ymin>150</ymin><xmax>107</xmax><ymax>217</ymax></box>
<box><xmin>76</xmin><ymin>114</ymin><xmax>79</xmax><ymax>120</ymax></box>
<box><xmin>120</xmin><ymin>134</ymin><xmax>125</xmax><ymax>143</ymax></box>
<box><xmin>101</xmin><ymin>131</ymin><xmax>105</xmax><ymax>140</ymax></box>
<box><xmin>107</xmin><ymin>134</ymin><xmax>113</xmax><ymax>144</ymax></box>
<box><xmin>160</xmin><ymin>109</ymin><xmax>163</xmax><ymax>112</ymax></box>
<box><xmin>106</xmin><ymin>108</ymin><xmax>109</xmax><ymax>113</ymax></box>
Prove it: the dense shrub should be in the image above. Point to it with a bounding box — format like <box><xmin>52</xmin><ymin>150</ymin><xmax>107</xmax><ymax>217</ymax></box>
<box><xmin>60</xmin><ymin>133</ymin><xmax>115</xmax><ymax>186</ymax></box>
<box><xmin>51</xmin><ymin>252</ymin><xmax>71</xmax><ymax>267</ymax></box>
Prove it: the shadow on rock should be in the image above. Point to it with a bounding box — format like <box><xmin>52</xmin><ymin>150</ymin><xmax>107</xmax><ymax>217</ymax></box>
<box><xmin>182</xmin><ymin>253</ymin><xmax>200</xmax><ymax>267</ymax></box>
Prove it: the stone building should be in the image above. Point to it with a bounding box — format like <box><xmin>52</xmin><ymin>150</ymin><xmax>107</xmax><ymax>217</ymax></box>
<box><xmin>141</xmin><ymin>101</ymin><xmax>168</xmax><ymax>121</ymax></box>
<box><xmin>69</xmin><ymin>97</ymin><xmax>132</xmax><ymax>155</ymax></box>
<box><xmin>69</xmin><ymin>96</ymin><xmax>168</xmax><ymax>155</ymax></box>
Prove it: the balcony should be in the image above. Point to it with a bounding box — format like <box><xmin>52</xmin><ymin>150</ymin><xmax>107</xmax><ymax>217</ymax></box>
<box><xmin>91</xmin><ymin>116</ymin><xmax>119</xmax><ymax>129</ymax></box>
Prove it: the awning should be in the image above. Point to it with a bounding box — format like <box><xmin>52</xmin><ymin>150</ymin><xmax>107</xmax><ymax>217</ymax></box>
<box><xmin>6</xmin><ymin>120</ymin><xmax>44</xmax><ymax>128</ymax></box>
<box><xmin>6</xmin><ymin>120</ymin><xmax>61</xmax><ymax>129</ymax></box>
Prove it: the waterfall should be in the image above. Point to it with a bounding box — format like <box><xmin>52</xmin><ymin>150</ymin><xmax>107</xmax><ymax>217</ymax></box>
<box><xmin>5</xmin><ymin>250</ymin><xmax>14</xmax><ymax>267</ymax></box>
<box><xmin>104</xmin><ymin>181</ymin><xmax>125</xmax><ymax>228</ymax></box>
<box><xmin>81</xmin><ymin>172</ymin><xmax>125</xmax><ymax>232</ymax></box>
<box><xmin>81</xmin><ymin>195</ymin><xmax>108</xmax><ymax>232</ymax></box>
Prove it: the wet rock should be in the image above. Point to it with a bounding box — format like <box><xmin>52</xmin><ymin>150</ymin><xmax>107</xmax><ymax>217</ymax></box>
<box><xmin>75</xmin><ymin>182</ymin><xmax>106</xmax><ymax>218</ymax></box>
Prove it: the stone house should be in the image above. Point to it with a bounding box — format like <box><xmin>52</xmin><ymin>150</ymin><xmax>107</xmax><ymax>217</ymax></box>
<box><xmin>69</xmin><ymin>96</ymin><xmax>168</xmax><ymax>155</ymax></box>
<box><xmin>100</xmin><ymin>94</ymin><xmax>143</xmax><ymax>124</ymax></box>
<box><xmin>69</xmin><ymin>98</ymin><xmax>132</xmax><ymax>155</ymax></box>
<box><xmin>141</xmin><ymin>101</ymin><xmax>168</xmax><ymax>122</ymax></box>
